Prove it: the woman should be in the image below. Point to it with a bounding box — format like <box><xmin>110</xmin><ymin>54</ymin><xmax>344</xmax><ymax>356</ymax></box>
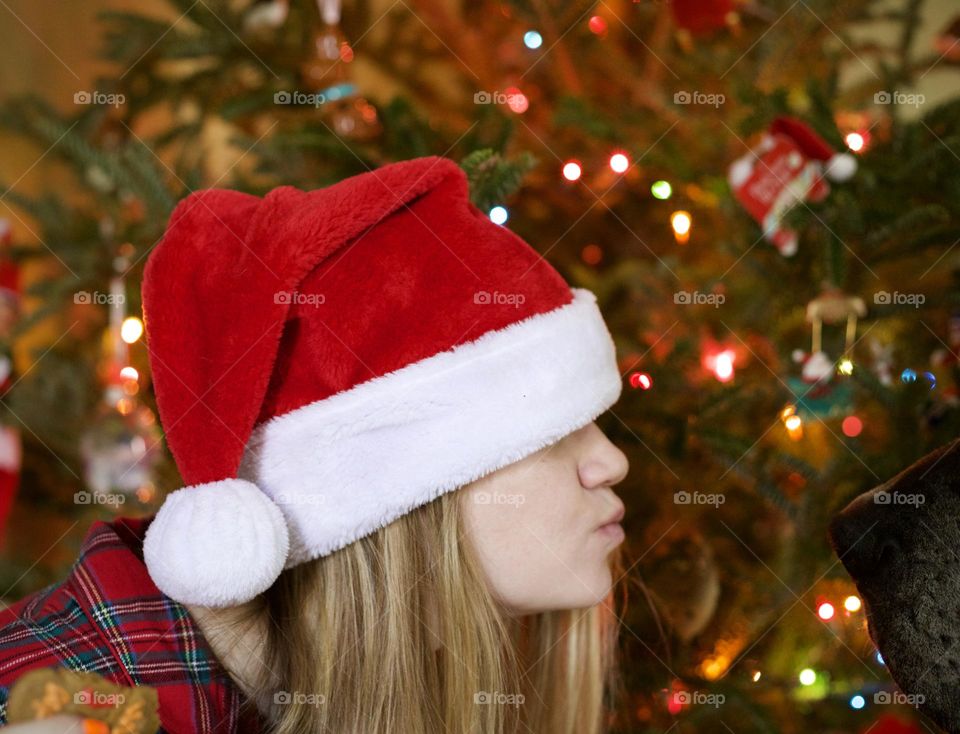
<box><xmin>0</xmin><ymin>155</ymin><xmax>629</xmax><ymax>733</ymax></box>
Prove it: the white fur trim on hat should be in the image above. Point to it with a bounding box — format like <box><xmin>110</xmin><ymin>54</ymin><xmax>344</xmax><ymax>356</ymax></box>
<box><xmin>143</xmin><ymin>478</ymin><xmax>289</xmax><ymax>607</ymax></box>
<box><xmin>238</xmin><ymin>286</ymin><xmax>623</xmax><ymax>566</ymax></box>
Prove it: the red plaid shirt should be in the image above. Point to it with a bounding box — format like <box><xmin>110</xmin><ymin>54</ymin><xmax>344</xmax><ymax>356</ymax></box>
<box><xmin>0</xmin><ymin>516</ymin><xmax>266</xmax><ymax>733</ymax></box>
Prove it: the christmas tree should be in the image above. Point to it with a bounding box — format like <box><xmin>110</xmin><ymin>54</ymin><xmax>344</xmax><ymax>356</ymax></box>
<box><xmin>1</xmin><ymin>0</ymin><xmax>959</xmax><ymax>731</ymax></box>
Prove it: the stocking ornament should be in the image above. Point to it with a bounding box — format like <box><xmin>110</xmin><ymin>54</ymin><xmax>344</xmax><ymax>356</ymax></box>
<box><xmin>729</xmin><ymin>116</ymin><xmax>857</xmax><ymax>256</ymax></box>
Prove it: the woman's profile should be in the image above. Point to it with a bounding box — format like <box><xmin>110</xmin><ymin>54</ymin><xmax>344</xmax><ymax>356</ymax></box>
<box><xmin>0</xmin><ymin>155</ymin><xmax>630</xmax><ymax>733</ymax></box>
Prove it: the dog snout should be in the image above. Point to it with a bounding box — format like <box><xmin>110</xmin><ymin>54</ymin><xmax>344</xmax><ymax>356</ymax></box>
<box><xmin>829</xmin><ymin>490</ymin><xmax>904</xmax><ymax>581</ymax></box>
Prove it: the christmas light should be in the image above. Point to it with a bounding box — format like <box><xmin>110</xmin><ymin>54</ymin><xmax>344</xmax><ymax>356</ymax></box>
<box><xmin>842</xmin><ymin>415</ymin><xmax>863</xmax><ymax>438</ymax></box>
<box><xmin>609</xmin><ymin>152</ymin><xmax>629</xmax><ymax>173</ymax></box>
<box><xmin>798</xmin><ymin>668</ymin><xmax>816</xmax><ymax>686</ymax></box>
<box><xmin>671</xmin><ymin>210</ymin><xmax>692</xmax><ymax>244</ymax></box>
<box><xmin>845</xmin><ymin>132</ymin><xmax>865</xmax><ymax>152</ymax></box>
<box><xmin>844</xmin><ymin>595</ymin><xmax>862</xmax><ymax>612</ymax></box>
<box><xmin>119</xmin><ymin>366</ymin><xmax>138</xmax><ymax>382</ymax></box>
<box><xmin>817</xmin><ymin>602</ymin><xmax>835</xmax><ymax>620</ymax></box>
<box><xmin>876</xmin><ymin>651</ymin><xmax>885</xmax><ymax>665</ymax></box>
<box><xmin>629</xmin><ymin>372</ymin><xmax>652</xmax><ymax>390</ymax></box>
<box><xmin>489</xmin><ymin>206</ymin><xmax>509</xmax><ymax>225</ymax></box>
<box><xmin>849</xmin><ymin>694</ymin><xmax>866</xmax><ymax>710</ymax></box>
<box><xmin>901</xmin><ymin>368</ymin><xmax>917</xmax><ymax>383</ymax></box>
<box><xmin>588</xmin><ymin>15</ymin><xmax>607</xmax><ymax>36</ymax></box>
<box><xmin>751</xmin><ymin>671</ymin><xmax>762</xmax><ymax>682</ymax></box>
<box><xmin>923</xmin><ymin>370</ymin><xmax>937</xmax><ymax>389</ymax></box>
<box><xmin>502</xmin><ymin>86</ymin><xmax>528</xmax><ymax>114</ymax></box>
<box><xmin>837</xmin><ymin>357</ymin><xmax>854</xmax><ymax>375</ymax></box>
<box><xmin>781</xmin><ymin>405</ymin><xmax>803</xmax><ymax>440</ymax></box>
<box><xmin>651</xmin><ymin>180</ymin><xmax>672</xmax><ymax>200</ymax></box>
<box><xmin>562</xmin><ymin>160</ymin><xmax>582</xmax><ymax>182</ymax></box>
<box><xmin>121</xmin><ymin>316</ymin><xmax>144</xmax><ymax>344</ymax></box>
<box><xmin>581</xmin><ymin>243</ymin><xmax>603</xmax><ymax>265</ymax></box>
<box><xmin>523</xmin><ymin>30</ymin><xmax>543</xmax><ymax>49</ymax></box>
<box><xmin>704</xmin><ymin>348</ymin><xmax>735</xmax><ymax>383</ymax></box>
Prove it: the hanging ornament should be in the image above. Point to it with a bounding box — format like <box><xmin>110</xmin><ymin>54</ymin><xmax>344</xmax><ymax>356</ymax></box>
<box><xmin>728</xmin><ymin>116</ymin><xmax>858</xmax><ymax>256</ymax></box>
<box><xmin>867</xmin><ymin>336</ymin><xmax>895</xmax><ymax>386</ymax></box>
<box><xmin>642</xmin><ymin>528</ymin><xmax>720</xmax><ymax>643</ymax></box>
<box><xmin>671</xmin><ymin>0</ymin><xmax>740</xmax><ymax>52</ymax></box>
<box><xmin>860</xmin><ymin>713</ymin><xmax>925</xmax><ymax>734</ymax></box>
<box><xmin>934</xmin><ymin>15</ymin><xmax>960</xmax><ymax>63</ymax></box>
<box><xmin>79</xmin><ymin>242</ymin><xmax>162</xmax><ymax>512</ymax></box>
<box><xmin>300</xmin><ymin>0</ymin><xmax>381</xmax><ymax>141</ymax></box>
<box><xmin>243</xmin><ymin>0</ymin><xmax>290</xmax><ymax>35</ymax></box>
<box><xmin>786</xmin><ymin>288</ymin><xmax>865</xmax><ymax>417</ymax></box>
<box><xmin>0</xmin><ymin>220</ymin><xmax>22</xmax><ymax>547</ymax></box>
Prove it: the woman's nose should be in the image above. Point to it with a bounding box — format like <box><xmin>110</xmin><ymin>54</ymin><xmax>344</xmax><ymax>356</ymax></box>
<box><xmin>579</xmin><ymin>441</ymin><xmax>630</xmax><ymax>489</ymax></box>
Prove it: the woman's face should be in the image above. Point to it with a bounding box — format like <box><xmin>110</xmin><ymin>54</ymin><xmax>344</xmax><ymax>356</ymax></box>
<box><xmin>460</xmin><ymin>421</ymin><xmax>629</xmax><ymax>615</ymax></box>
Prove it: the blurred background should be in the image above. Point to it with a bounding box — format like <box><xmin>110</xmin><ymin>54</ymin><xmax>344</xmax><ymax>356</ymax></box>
<box><xmin>1</xmin><ymin>0</ymin><xmax>959</xmax><ymax>731</ymax></box>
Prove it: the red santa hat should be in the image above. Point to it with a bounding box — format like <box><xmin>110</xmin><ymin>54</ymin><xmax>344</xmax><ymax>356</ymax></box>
<box><xmin>141</xmin><ymin>156</ymin><xmax>623</xmax><ymax>607</ymax></box>
<box><xmin>768</xmin><ymin>116</ymin><xmax>858</xmax><ymax>182</ymax></box>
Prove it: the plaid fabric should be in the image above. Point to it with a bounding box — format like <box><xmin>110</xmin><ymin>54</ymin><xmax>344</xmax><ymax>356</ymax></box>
<box><xmin>0</xmin><ymin>516</ymin><xmax>265</xmax><ymax>733</ymax></box>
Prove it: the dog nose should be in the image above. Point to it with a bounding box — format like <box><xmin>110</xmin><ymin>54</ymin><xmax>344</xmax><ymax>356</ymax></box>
<box><xmin>829</xmin><ymin>490</ymin><xmax>903</xmax><ymax>581</ymax></box>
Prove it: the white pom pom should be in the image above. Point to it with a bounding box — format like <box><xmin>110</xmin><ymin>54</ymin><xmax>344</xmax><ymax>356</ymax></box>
<box><xmin>143</xmin><ymin>478</ymin><xmax>289</xmax><ymax>607</ymax></box>
<box><xmin>728</xmin><ymin>156</ymin><xmax>754</xmax><ymax>188</ymax></box>
<box><xmin>825</xmin><ymin>153</ymin><xmax>857</xmax><ymax>182</ymax></box>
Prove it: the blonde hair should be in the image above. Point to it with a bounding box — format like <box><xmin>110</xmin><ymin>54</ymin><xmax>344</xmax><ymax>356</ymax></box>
<box><xmin>226</xmin><ymin>489</ymin><xmax>624</xmax><ymax>733</ymax></box>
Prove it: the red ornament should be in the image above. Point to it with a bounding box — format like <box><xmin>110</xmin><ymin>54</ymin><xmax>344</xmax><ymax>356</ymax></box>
<box><xmin>861</xmin><ymin>713</ymin><xmax>924</xmax><ymax>734</ymax></box>
<box><xmin>671</xmin><ymin>0</ymin><xmax>736</xmax><ymax>35</ymax></box>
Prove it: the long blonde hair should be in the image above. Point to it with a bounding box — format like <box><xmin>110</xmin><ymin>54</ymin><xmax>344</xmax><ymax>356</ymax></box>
<box><xmin>225</xmin><ymin>489</ymin><xmax>624</xmax><ymax>733</ymax></box>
